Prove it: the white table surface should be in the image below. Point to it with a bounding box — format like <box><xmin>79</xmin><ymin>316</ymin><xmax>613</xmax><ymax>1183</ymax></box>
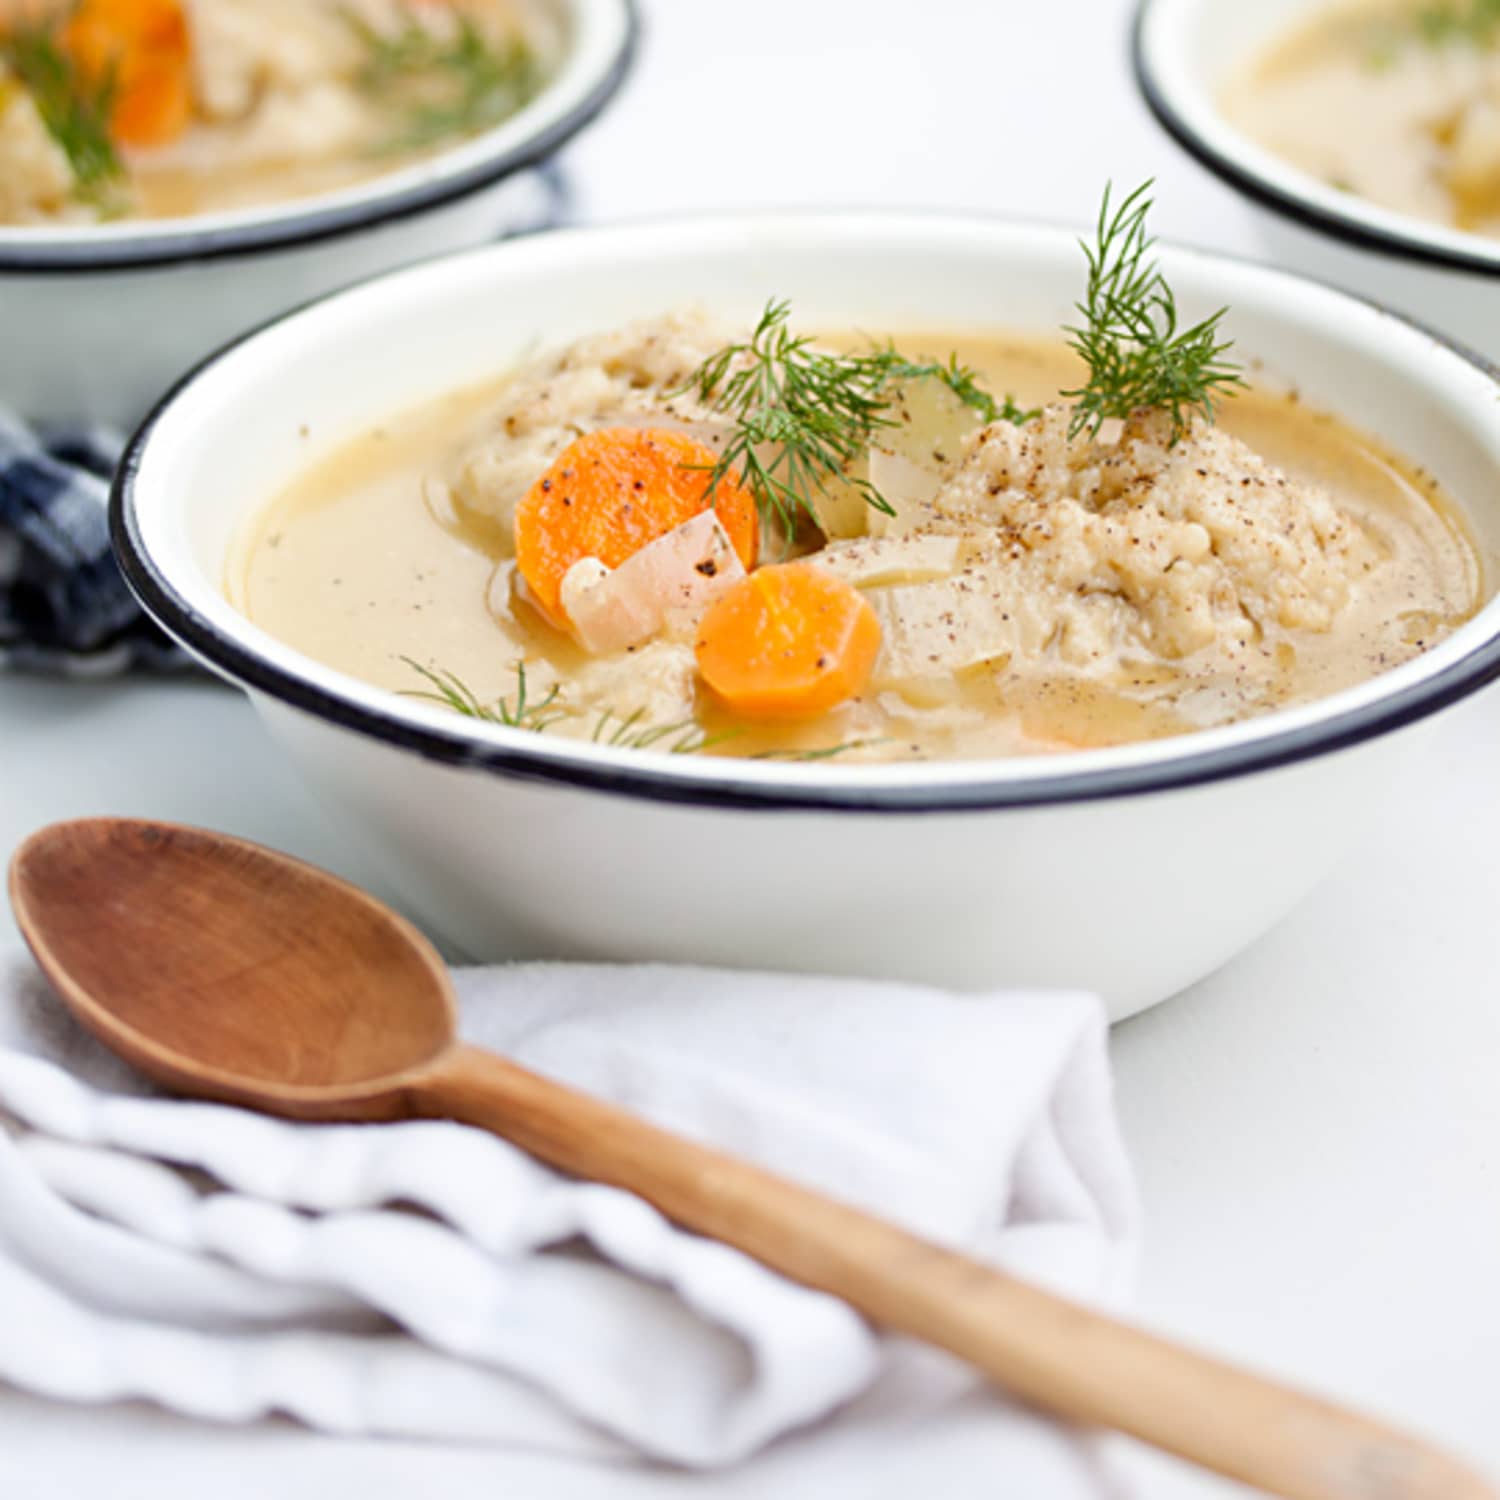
<box><xmin>4</xmin><ymin>2</ymin><xmax>1499</xmax><ymax>1496</ymax></box>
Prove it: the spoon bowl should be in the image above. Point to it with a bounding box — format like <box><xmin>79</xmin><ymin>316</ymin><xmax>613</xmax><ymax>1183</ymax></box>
<box><xmin>8</xmin><ymin>816</ymin><xmax>1494</xmax><ymax>1500</ymax></box>
<box><xmin>10</xmin><ymin>818</ymin><xmax>455</xmax><ymax>1117</ymax></box>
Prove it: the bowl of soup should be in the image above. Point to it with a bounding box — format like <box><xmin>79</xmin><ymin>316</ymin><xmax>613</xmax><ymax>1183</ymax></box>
<box><xmin>1133</xmin><ymin>0</ymin><xmax>1500</xmax><ymax>354</ymax></box>
<box><xmin>111</xmin><ymin>212</ymin><xmax>1500</xmax><ymax>1020</ymax></box>
<box><xmin>0</xmin><ymin>0</ymin><xmax>635</xmax><ymax>424</ymax></box>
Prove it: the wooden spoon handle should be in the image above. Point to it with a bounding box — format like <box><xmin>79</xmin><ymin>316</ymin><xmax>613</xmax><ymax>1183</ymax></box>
<box><xmin>412</xmin><ymin>1045</ymin><xmax>1492</xmax><ymax>1500</ymax></box>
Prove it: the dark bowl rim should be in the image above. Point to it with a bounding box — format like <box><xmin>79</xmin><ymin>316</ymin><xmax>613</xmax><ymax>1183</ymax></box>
<box><xmin>1131</xmin><ymin>0</ymin><xmax>1500</xmax><ymax>278</ymax></box>
<box><xmin>111</xmin><ymin>212</ymin><xmax>1500</xmax><ymax>816</ymax></box>
<box><xmin>0</xmin><ymin>0</ymin><xmax>638</xmax><ymax>274</ymax></box>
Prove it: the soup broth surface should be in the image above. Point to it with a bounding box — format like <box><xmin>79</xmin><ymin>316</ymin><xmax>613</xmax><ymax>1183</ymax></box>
<box><xmin>232</xmin><ymin>329</ymin><xmax>1480</xmax><ymax>764</ymax></box>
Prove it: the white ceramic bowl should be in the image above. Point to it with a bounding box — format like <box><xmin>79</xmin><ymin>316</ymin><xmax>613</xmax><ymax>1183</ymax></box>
<box><xmin>0</xmin><ymin>0</ymin><xmax>635</xmax><ymax>427</ymax></box>
<box><xmin>1134</xmin><ymin>0</ymin><xmax>1500</xmax><ymax>356</ymax></box>
<box><xmin>112</xmin><ymin>214</ymin><xmax>1500</xmax><ymax>1021</ymax></box>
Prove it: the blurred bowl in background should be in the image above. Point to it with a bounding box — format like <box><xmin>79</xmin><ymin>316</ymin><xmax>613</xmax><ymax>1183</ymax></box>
<box><xmin>1133</xmin><ymin>0</ymin><xmax>1500</xmax><ymax>357</ymax></box>
<box><xmin>0</xmin><ymin>0</ymin><xmax>636</xmax><ymax>428</ymax></box>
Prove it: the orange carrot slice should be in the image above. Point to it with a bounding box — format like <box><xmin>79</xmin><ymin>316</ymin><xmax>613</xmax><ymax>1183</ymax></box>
<box><xmin>514</xmin><ymin>428</ymin><xmax>759</xmax><ymax>626</ymax></box>
<box><xmin>63</xmin><ymin>0</ymin><xmax>191</xmax><ymax>148</ymax></box>
<box><xmin>107</xmin><ymin>50</ymin><xmax>190</xmax><ymax>145</ymax></box>
<box><xmin>694</xmin><ymin>562</ymin><xmax>882</xmax><ymax>719</ymax></box>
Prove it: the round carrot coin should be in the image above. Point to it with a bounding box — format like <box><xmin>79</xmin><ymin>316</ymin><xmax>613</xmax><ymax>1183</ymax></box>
<box><xmin>695</xmin><ymin>562</ymin><xmax>882</xmax><ymax>720</ymax></box>
<box><xmin>514</xmin><ymin>428</ymin><xmax>759</xmax><ymax>624</ymax></box>
<box><xmin>62</xmin><ymin>0</ymin><xmax>191</xmax><ymax>148</ymax></box>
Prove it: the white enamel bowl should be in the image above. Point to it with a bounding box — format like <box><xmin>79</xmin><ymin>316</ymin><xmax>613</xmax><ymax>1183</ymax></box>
<box><xmin>112</xmin><ymin>215</ymin><xmax>1500</xmax><ymax>1021</ymax></box>
<box><xmin>0</xmin><ymin>0</ymin><xmax>634</xmax><ymax>427</ymax></box>
<box><xmin>1134</xmin><ymin>0</ymin><xmax>1500</xmax><ymax>357</ymax></box>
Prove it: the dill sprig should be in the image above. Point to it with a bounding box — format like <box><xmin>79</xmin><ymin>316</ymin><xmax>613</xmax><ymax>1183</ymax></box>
<box><xmin>591</xmin><ymin>708</ymin><xmax>732</xmax><ymax>755</ymax></box>
<box><xmin>1062</xmin><ymin>181</ymin><xmax>1244</xmax><ymax>444</ymax></box>
<box><xmin>401</xmin><ymin>657</ymin><xmax>567</xmax><ymax>732</ymax></box>
<box><xmin>401</xmin><ymin>660</ymin><xmax>891</xmax><ymax>762</ymax></box>
<box><xmin>1414</xmin><ymin>0</ymin><xmax>1500</xmax><ymax>46</ymax></box>
<box><xmin>680</xmin><ymin>303</ymin><xmax>1030</xmax><ymax>533</ymax></box>
<box><xmin>0</xmin><ymin>20</ymin><xmax>126</xmax><ymax>209</ymax></box>
<box><xmin>681</xmin><ymin>300</ymin><xmax>900</xmax><ymax>534</ymax></box>
<box><xmin>995</xmin><ymin>392</ymin><xmax>1043</xmax><ymax>426</ymax></box>
<box><xmin>346</xmin><ymin>6</ymin><xmax>539</xmax><ymax>152</ymax></box>
<box><xmin>402</xmin><ymin>658</ymin><xmax>729</xmax><ymax>754</ymax></box>
<box><xmin>1363</xmin><ymin>0</ymin><xmax>1500</xmax><ymax>69</ymax></box>
<box><xmin>751</xmin><ymin>739</ymin><xmax>888</xmax><ymax>762</ymax></box>
<box><xmin>871</xmin><ymin>346</ymin><xmax>1040</xmax><ymax>427</ymax></box>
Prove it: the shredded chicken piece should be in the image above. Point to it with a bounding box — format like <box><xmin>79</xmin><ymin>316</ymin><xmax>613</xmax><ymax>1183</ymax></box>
<box><xmin>570</xmin><ymin>638</ymin><xmax>701</xmax><ymax>729</ymax></box>
<box><xmin>452</xmin><ymin>311</ymin><xmax>740</xmax><ymax>535</ymax></box>
<box><xmin>0</xmin><ymin>70</ymin><xmax>78</xmax><ymax>223</ymax></box>
<box><xmin>184</xmin><ymin>0</ymin><xmax>356</xmax><ymax>122</ymax></box>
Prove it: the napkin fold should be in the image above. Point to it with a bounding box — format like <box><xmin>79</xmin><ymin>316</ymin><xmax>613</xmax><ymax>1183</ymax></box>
<box><xmin>0</xmin><ymin>957</ymin><xmax>1138</xmax><ymax>1484</ymax></box>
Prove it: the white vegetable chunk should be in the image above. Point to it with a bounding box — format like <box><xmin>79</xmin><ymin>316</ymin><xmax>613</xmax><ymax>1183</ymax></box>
<box><xmin>864</xmin><ymin>374</ymin><xmax>986</xmax><ymax>537</ymax></box>
<box><xmin>561</xmin><ymin>512</ymin><xmax>747</xmax><ymax>655</ymax></box>
<box><xmin>867</xmin><ymin>449</ymin><xmax>945</xmax><ymax>537</ymax></box>
<box><xmin>559</xmin><ymin>557</ymin><xmax>617</xmax><ymax>620</ymax></box>
<box><xmin>814</xmin><ymin>533</ymin><xmax>963</xmax><ymax>588</ymax></box>
<box><xmin>805</xmin><ymin>466</ymin><xmax>878</xmax><ymax>540</ymax></box>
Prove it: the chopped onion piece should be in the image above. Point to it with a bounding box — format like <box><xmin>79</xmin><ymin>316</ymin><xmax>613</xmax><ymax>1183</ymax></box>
<box><xmin>562</xmin><ymin>512</ymin><xmax>747</xmax><ymax>655</ymax></box>
<box><xmin>868</xmin><ymin>448</ymin><xmax>945</xmax><ymax>537</ymax></box>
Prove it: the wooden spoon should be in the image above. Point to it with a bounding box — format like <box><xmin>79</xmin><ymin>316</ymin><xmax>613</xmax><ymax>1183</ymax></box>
<box><xmin>9</xmin><ymin>817</ymin><xmax>1492</xmax><ymax>1500</ymax></box>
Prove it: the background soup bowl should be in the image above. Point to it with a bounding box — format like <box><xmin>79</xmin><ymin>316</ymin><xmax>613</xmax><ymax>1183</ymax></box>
<box><xmin>0</xmin><ymin>0</ymin><xmax>635</xmax><ymax>428</ymax></box>
<box><xmin>113</xmin><ymin>214</ymin><xmax>1500</xmax><ymax>1021</ymax></box>
<box><xmin>1133</xmin><ymin>0</ymin><xmax>1500</xmax><ymax>358</ymax></box>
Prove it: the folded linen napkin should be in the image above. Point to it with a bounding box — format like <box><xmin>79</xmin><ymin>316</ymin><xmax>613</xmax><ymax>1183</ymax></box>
<box><xmin>0</xmin><ymin>956</ymin><xmax>1138</xmax><ymax>1488</ymax></box>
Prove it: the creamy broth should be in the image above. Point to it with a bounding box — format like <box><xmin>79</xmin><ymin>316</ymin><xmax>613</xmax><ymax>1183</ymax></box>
<box><xmin>1226</xmin><ymin>0</ymin><xmax>1500</xmax><ymax>234</ymax></box>
<box><xmin>231</xmin><ymin>330</ymin><xmax>1481</xmax><ymax>764</ymax></box>
<box><xmin>129</xmin><ymin>154</ymin><xmax>416</xmax><ymax>221</ymax></box>
<box><xmin>0</xmin><ymin>0</ymin><xmax>552</xmax><ymax>226</ymax></box>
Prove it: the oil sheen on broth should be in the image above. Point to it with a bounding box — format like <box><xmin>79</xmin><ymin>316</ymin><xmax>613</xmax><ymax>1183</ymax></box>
<box><xmin>1224</xmin><ymin>0</ymin><xmax>1500</xmax><ymax>234</ymax></box>
<box><xmin>231</xmin><ymin>328</ymin><xmax>1479</xmax><ymax>764</ymax></box>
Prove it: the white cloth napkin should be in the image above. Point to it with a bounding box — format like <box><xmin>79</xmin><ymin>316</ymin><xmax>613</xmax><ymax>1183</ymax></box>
<box><xmin>0</xmin><ymin>956</ymin><xmax>1138</xmax><ymax>1490</ymax></box>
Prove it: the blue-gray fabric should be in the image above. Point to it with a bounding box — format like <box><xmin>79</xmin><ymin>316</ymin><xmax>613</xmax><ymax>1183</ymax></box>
<box><xmin>0</xmin><ymin>413</ymin><xmax>187</xmax><ymax>675</ymax></box>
